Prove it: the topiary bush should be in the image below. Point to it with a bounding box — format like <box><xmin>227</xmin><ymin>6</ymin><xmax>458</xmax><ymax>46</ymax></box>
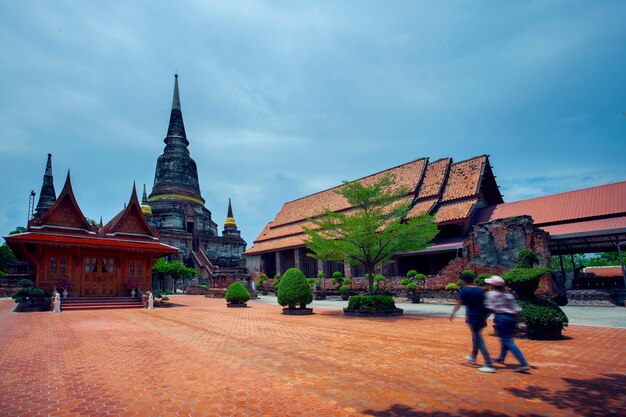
<box><xmin>475</xmin><ymin>274</ymin><xmax>492</xmax><ymax>287</ymax></box>
<box><xmin>225</xmin><ymin>281</ymin><xmax>251</xmax><ymax>304</ymax></box>
<box><xmin>12</xmin><ymin>279</ymin><xmax>51</xmax><ymax>309</ymax></box>
<box><xmin>516</xmin><ymin>249</ymin><xmax>539</xmax><ymax>269</ymax></box>
<box><xmin>461</xmin><ymin>269</ymin><xmax>476</xmax><ymax>279</ymax></box>
<box><xmin>347</xmin><ymin>295</ymin><xmax>396</xmax><ymax>312</ymax></box>
<box><xmin>277</xmin><ymin>268</ymin><xmax>312</xmax><ymax>309</ymax></box>
<box><xmin>502</xmin><ymin>267</ymin><xmax>552</xmax><ymax>298</ymax></box>
<box><xmin>517</xmin><ymin>297</ymin><xmax>569</xmax><ymax>340</ymax></box>
<box><xmin>445</xmin><ymin>283</ymin><xmax>459</xmax><ymax>291</ymax></box>
<box><xmin>332</xmin><ymin>271</ymin><xmax>343</xmax><ymax>279</ymax></box>
<box><xmin>406</xmin><ymin>270</ymin><xmax>418</xmax><ymax>278</ymax></box>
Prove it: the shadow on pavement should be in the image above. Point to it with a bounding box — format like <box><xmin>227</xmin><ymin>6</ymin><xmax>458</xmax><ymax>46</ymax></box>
<box><xmin>362</xmin><ymin>404</ymin><xmax>547</xmax><ymax>417</ymax></box>
<box><xmin>505</xmin><ymin>373</ymin><xmax>625</xmax><ymax>417</ymax></box>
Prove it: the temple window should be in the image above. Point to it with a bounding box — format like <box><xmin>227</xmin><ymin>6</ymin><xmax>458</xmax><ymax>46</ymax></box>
<box><xmin>59</xmin><ymin>257</ymin><xmax>67</xmax><ymax>274</ymax></box>
<box><xmin>50</xmin><ymin>257</ymin><xmax>57</xmax><ymax>274</ymax></box>
<box><xmin>101</xmin><ymin>258</ymin><xmax>115</xmax><ymax>274</ymax></box>
<box><xmin>129</xmin><ymin>260</ymin><xmax>143</xmax><ymax>277</ymax></box>
<box><xmin>84</xmin><ymin>257</ymin><xmax>98</xmax><ymax>273</ymax></box>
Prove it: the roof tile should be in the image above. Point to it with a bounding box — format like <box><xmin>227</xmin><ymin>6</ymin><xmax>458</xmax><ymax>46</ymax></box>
<box><xmin>441</xmin><ymin>156</ymin><xmax>486</xmax><ymax>202</ymax></box>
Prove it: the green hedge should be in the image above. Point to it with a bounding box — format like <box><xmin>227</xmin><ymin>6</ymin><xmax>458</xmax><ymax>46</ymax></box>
<box><xmin>225</xmin><ymin>282</ymin><xmax>250</xmax><ymax>304</ymax></box>
<box><xmin>518</xmin><ymin>297</ymin><xmax>568</xmax><ymax>340</ymax></box>
<box><xmin>277</xmin><ymin>268</ymin><xmax>312</xmax><ymax>309</ymax></box>
<box><xmin>502</xmin><ymin>267</ymin><xmax>552</xmax><ymax>298</ymax></box>
<box><xmin>347</xmin><ymin>295</ymin><xmax>397</xmax><ymax>312</ymax></box>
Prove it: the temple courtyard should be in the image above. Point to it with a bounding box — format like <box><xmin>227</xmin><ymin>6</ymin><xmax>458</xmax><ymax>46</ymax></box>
<box><xmin>0</xmin><ymin>296</ymin><xmax>624</xmax><ymax>417</ymax></box>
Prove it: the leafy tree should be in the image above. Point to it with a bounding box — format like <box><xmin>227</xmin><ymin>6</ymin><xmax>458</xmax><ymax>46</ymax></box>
<box><xmin>303</xmin><ymin>174</ymin><xmax>438</xmax><ymax>295</ymax></box>
<box><xmin>9</xmin><ymin>226</ymin><xmax>26</xmax><ymax>235</ymax></box>
<box><xmin>0</xmin><ymin>243</ymin><xmax>16</xmax><ymax>274</ymax></box>
<box><xmin>151</xmin><ymin>258</ymin><xmax>198</xmax><ymax>291</ymax></box>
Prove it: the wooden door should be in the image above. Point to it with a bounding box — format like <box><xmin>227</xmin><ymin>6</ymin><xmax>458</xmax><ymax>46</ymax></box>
<box><xmin>100</xmin><ymin>257</ymin><xmax>117</xmax><ymax>296</ymax></box>
<box><xmin>82</xmin><ymin>256</ymin><xmax>101</xmax><ymax>296</ymax></box>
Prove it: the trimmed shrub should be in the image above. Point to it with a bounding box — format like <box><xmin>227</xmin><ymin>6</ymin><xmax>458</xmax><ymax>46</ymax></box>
<box><xmin>332</xmin><ymin>271</ymin><xmax>343</xmax><ymax>279</ymax></box>
<box><xmin>339</xmin><ymin>285</ymin><xmax>350</xmax><ymax>292</ymax></box>
<box><xmin>406</xmin><ymin>270</ymin><xmax>418</xmax><ymax>278</ymax></box>
<box><xmin>316</xmin><ymin>272</ymin><xmax>326</xmax><ymax>278</ymax></box>
<box><xmin>475</xmin><ymin>274</ymin><xmax>492</xmax><ymax>287</ymax></box>
<box><xmin>225</xmin><ymin>282</ymin><xmax>250</xmax><ymax>304</ymax></box>
<box><xmin>374</xmin><ymin>274</ymin><xmax>385</xmax><ymax>282</ymax></box>
<box><xmin>18</xmin><ymin>279</ymin><xmax>33</xmax><ymax>288</ymax></box>
<box><xmin>445</xmin><ymin>283</ymin><xmax>459</xmax><ymax>291</ymax></box>
<box><xmin>274</xmin><ymin>274</ymin><xmax>281</xmax><ymax>280</ymax></box>
<box><xmin>406</xmin><ymin>282</ymin><xmax>418</xmax><ymax>291</ymax></box>
<box><xmin>516</xmin><ymin>249</ymin><xmax>539</xmax><ymax>269</ymax></box>
<box><xmin>277</xmin><ymin>268</ymin><xmax>312</xmax><ymax>309</ymax></box>
<box><xmin>502</xmin><ymin>267</ymin><xmax>552</xmax><ymax>298</ymax></box>
<box><xmin>414</xmin><ymin>273</ymin><xmax>426</xmax><ymax>282</ymax></box>
<box><xmin>517</xmin><ymin>297</ymin><xmax>568</xmax><ymax>340</ymax></box>
<box><xmin>347</xmin><ymin>295</ymin><xmax>396</xmax><ymax>312</ymax></box>
<box><xmin>461</xmin><ymin>269</ymin><xmax>476</xmax><ymax>279</ymax></box>
<box><xmin>399</xmin><ymin>278</ymin><xmax>411</xmax><ymax>286</ymax></box>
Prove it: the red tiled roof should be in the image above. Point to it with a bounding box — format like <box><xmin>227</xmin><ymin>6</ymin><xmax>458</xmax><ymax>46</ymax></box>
<box><xmin>476</xmin><ymin>181</ymin><xmax>626</xmax><ymax>225</ymax></box>
<box><xmin>271</xmin><ymin>158</ymin><xmax>427</xmax><ymax>227</ymax></box>
<box><xmin>407</xmin><ymin>198</ymin><xmax>438</xmax><ymax>218</ymax></box>
<box><xmin>417</xmin><ymin>158</ymin><xmax>451</xmax><ymax>199</ymax></box>
<box><xmin>434</xmin><ymin>199</ymin><xmax>478</xmax><ymax>223</ymax></box>
<box><xmin>5</xmin><ymin>232</ymin><xmax>178</xmax><ymax>254</ymax></box>
<box><xmin>245</xmin><ymin>155</ymin><xmax>495</xmax><ymax>256</ymax></box>
<box><xmin>441</xmin><ymin>156</ymin><xmax>486</xmax><ymax>202</ymax></box>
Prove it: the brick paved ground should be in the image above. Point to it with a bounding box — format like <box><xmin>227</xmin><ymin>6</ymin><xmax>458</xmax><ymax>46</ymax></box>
<box><xmin>0</xmin><ymin>296</ymin><xmax>624</xmax><ymax>417</ymax></box>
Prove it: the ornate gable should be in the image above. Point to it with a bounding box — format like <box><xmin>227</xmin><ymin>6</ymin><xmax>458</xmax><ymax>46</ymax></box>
<box><xmin>101</xmin><ymin>184</ymin><xmax>159</xmax><ymax>240</ymax></box>
<box><xmin>31</xmin><ymin>172</ymin><xmax>93</xmax><ymax>233</ymax></box>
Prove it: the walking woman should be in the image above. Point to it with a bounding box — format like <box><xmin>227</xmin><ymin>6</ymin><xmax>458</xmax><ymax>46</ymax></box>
<box><xmin>484</xmin><ymin>276</ymin><xmax>531</xmax><ymax>373</ymax></box>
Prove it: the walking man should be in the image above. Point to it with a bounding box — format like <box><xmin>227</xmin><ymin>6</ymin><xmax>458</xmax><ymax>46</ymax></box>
<box><xmin>450</xmin><ymin>272</ymin><xmax>495</xmax><ymax>373</ymax></box>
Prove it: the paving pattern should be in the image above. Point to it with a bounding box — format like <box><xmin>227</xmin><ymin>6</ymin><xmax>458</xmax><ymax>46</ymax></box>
<box><xmin>0</xmin><ymin>296</ymin><xmax>624</xmax><ymax>417</ymax></box>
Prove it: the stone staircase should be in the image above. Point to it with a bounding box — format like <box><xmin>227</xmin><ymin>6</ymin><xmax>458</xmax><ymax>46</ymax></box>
<box><xmin>61</xmin><ymin>297</ymin><xmax>144</xmax><ymax>311</ymax></box>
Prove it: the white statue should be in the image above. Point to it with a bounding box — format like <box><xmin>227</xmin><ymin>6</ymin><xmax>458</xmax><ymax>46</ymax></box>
<box><xmin>148</xmin><ymin>292</ymin><xmax>154</xmax><ymax>310</ymax></box>
<box><xmin>52</xmin><ymin>291</ymin><xmax>61</xmax><ymax>313</ymax></box>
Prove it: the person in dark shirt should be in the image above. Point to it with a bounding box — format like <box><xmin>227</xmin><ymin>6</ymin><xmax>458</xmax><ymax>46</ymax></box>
<box><xmin>449</xmin><ymin>272</ymin><xmax>495</xmax><ymax>373</ymax></box>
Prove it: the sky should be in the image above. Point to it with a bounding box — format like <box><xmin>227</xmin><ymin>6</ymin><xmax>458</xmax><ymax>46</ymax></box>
<box><xmin>1</xmin><ymin>0</ymin><xmax>625</xmax><ymax>247</ymax></box>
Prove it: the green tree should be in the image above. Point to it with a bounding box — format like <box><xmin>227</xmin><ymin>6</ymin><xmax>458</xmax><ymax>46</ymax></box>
<box><xmin>152</xmin><ymin>258</ymin><xmax>198</xmax><ymax>291</ymax></box>
<box><xmin>303</xmin><ymin>174</ymin><xmax>438</xmax><ymax>295</ymax></box>
<box><xmin>0</xmin><ymin>243</ymin><xmax>16</xmax><ymax>274</ymax></box>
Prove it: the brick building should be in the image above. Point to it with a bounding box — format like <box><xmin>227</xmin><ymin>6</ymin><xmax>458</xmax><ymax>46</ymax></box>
<box><xmin>244</xmin><ymin>156</ymin><xmax>626</xmax><ymax>289</ymax></box>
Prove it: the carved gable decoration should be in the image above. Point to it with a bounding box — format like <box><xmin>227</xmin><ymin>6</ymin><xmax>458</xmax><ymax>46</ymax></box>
<box><xmin>101</xmin><ymin>185</ymin><xmax>159</xmax><ymax>239</ymax></box>
<box><xmin>33</xmin><ymin>172</ymin><xmax>92</xmax><ymax>232</ymax></box>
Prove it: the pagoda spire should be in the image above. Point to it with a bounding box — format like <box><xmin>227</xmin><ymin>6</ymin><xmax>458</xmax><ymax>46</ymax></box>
<box><xmin>165</xmin><ymin>73</ymin><xmax>188</xmax><ymax>147</ymax></box>
<box><xmin>149</xmin><ymin>74</ymin><xmax>204</xmax><ymax>204</ymax></box>
<box><xmin>142</xmin><ymin>184</ymin><xmax>149</xmax><ymax>204</ymax></box>
<box><xmin>35</xmin><ymin>153</ymin><xmax>57</xmax><ymax>217</ymax></box>
<box><xmin>223</xmin><ymin>198</ymin><xmax>240</xmax><ymax>237</ymax></box>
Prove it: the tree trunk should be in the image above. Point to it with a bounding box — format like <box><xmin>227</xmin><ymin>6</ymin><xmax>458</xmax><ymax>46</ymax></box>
<box><xmin>367</xmin><ymin>266</ymin><xmax>375</xmax><ymax>295</ymax></box>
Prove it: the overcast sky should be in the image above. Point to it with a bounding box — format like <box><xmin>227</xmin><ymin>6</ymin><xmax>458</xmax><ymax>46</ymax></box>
<box><xmin>1</xmin><ymin>1</ymin><xmax>625</xmax><ymax>246</ymax></box>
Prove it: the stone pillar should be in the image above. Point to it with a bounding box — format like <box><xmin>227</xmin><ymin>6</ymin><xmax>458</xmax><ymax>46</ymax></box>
<box><xmin>294</xmin><ymin>248</ymin><xmax>302</xmax><ymax>270</ymax></box>
<box><xmin>344</xmin><ymin>259</ymin><xmax>353</xmax><ymax>279</ymax></box>
<box><xmin>317</xmin><ymin>259</ymin><xmax>327</xmax><ymax>289</ymax></box>
<box><xmin>275</xmin><ymin>252</ymin><xmax>282</xmax><ymax>276</ymax></box>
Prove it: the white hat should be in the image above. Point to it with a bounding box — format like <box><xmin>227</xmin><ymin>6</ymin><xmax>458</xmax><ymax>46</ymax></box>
<box><xmin>485</xmin><ymin>276</ymin><xmax>506</xmax><ymax>286</ymax></box>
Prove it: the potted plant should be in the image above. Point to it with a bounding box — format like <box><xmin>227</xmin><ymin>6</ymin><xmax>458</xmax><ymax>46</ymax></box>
<box><xmin>373</xmin><ymin>274</ymin><xmax>386</xmax><ymax>293</ymax></box>
<box><xmin>57</xmin><ymin>279</ymin><xmax>74</xmax><ymax>298</ymax></box>
<box><xmin>331</xmin><ymin>271</ymin><xmax>352</xmax><ymax>300</ymax></box>
<box><xmin>277</xmin><ymin>268</ymin><xmax>313</xmax><ymax>315</ymax></box>
<box><xmin>127</xmin><ymin>279</ymin><xmax>140</xmax><ymax>297</ymax></box>
<box><xmin>256</xmin><ymin>273</ymin><xmax>269</xmax><ymax>295</ymax></box>
<box><xmin>308</xmin><ymin>278</ymin><xmax>325</xmax><ymax>300</ymax></box>
<box><xmin>152</xmin><ymin>289</ymin><xmax>170</xmax><ymax>306</ymax></box>
<box><xmin>225</xmin><ymin>281</ymin><xmax>251</xmax><ymax>307</ymax></box>
<box><xmin>399</xmin><ymin>270</ymin><xmax>426</xmax><ymax>303</ymax></box>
